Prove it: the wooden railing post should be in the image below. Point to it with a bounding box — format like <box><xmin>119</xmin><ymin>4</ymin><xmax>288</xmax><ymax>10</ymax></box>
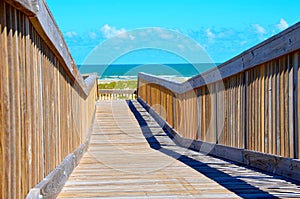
<box><xmin>98</xmin><ymin>89</ymin><xmax>137</xmax><ymax>100</ymax></box>
<box><xmin>293</xmin><ymin>53</ymin><xmax>299</xmax><ymax>159</ymax></box>
<box><xmin>137</xmin><ymin>22</ymin><xmax>300</xmax><ymax>159</ymax></box>
<box><xmin>244</xmin><ymin>70</ymin><xmax>249</xmax><ymax>150</ymax></box>
<box><xmin>0</xmin><ymin>1</ymin><xmax>98</xmax><ymax>198</ymax></box>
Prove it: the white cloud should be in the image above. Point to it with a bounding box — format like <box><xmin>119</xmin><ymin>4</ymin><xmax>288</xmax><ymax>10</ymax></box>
<box><xmin>89</xmin><ymin>32</ymin><xmax>97</xmax><ymax>39</ymax></box>
<box><xmin>276</xmin><ymin>18</ymin><xmax>289</xmax><ymax>31</ymax></box>
<box><xmin>206</xmin><ymin>28</ymin><xmax>215</xmax><ymax>40</ymax></box>
<box><xmin>116</xmin><ymin>32</ymin><xmax>135</xmax><ymax>40</ymax></box>
<box><xmin>65</xmin><ymin>31</ymin><xmax>77</xmax><ymax>38</ymax></box>
<box><xmin>100</xmin><ymin>24</ymin><xmax>126</xmax><ymax>39</ymax></box>
<box><xmin>153</xmin><ymin>28</ymin><xmax>174</xmax><ymax>40</ymax></box>
<box><xmin>217</xmin><ymin>29</ymin><xmax>234</xmax><ymax>38</ymax></box>
<box><xmin>159</xmin><ymin>33</ymin><xmax>174</xmax><ymax>39</ymax></box>
<box><xmin>253</xmin><ymin>24</ymin><xmax>266</xmax><ymax>34</ymax></box>
<box><xmin>177</xmin><ymin>44</ymin><xmax>185</xmax><ymax>50</ymax></box>
<box><xmin>240</xmin><ymin>40</ymin><xmax>247</xmax><ymax>46</ymax></box>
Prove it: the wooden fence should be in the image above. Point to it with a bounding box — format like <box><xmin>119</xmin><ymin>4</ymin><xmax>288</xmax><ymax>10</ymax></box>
<box><xmin>0</xmin><ymin>0</ymin><xmax>98</xmax><ymax>198</ymax></box>
<box><xmin>98</xmin><ymin>89</ymin><xmax>136</xmax><ymax>100</ymax></box>
<box><xmin>138</xmin><ymin>22</ymin><xmax>300</xmax><ymax>160</ymax></box>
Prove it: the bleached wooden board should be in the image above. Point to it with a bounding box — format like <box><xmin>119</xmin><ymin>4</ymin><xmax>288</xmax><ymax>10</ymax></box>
<box><xmin>58</xmin><ymin>100</ymin><xmax>300</xmax><ymax>198</ymax></box>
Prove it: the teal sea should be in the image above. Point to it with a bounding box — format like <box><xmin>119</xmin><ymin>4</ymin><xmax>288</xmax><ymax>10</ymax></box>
<box><xmin>78</xmin><ymin>63</ymin><xmax>219</xmax><ymax>81</ymax></box>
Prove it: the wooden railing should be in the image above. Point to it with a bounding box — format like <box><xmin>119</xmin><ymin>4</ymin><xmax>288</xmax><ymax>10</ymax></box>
<box><xmin>98</xmin><ymin>89</ymin><xmax>136</xmax><ymax>100</ymax></box>
<box><xmin>138</xmin><ymin>22</ymin><xmax>300</xmax><ymax>160</ymax></box>
<box><xmin>0</xmin><ymin>1</ymin><xmax>98</xmax><ymax>198</ymax></box>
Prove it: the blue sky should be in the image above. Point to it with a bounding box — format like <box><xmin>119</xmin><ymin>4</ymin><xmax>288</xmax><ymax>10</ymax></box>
<box><xmin>47</xmin><ymin>0</ymin><xmax>299</xmax><ymax>64</ymax></box>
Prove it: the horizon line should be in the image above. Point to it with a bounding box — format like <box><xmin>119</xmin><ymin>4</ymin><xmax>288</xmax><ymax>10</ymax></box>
<box><xmin>78</xmin><ymin>62</ymin><xmax>222</xmax><ymax>66</ymax></box>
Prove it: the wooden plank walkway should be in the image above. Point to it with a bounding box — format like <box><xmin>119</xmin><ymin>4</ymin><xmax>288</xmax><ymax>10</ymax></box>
<box><xmin>58</xmin><ymin>100</ymin><xmax>300</xmax><ymax>198</ymax></box>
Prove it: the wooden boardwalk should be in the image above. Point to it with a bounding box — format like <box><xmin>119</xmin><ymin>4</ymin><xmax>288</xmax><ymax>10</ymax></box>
<box><xmin>58</xmin><ymin>100</ymin><xmax>300</xmax><ymax>199</ymax></box>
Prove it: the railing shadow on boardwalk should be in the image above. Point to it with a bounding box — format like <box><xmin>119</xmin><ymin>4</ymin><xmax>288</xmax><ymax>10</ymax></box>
<box><xmin>126</xmin><ymin>100</ymin><xmax>282</xmax><ymax>199</ymax></box>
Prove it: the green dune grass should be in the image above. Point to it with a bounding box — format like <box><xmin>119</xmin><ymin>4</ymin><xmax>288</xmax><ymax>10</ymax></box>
<box><xmin>98</xmin><ymin>80</ymin><xmax>137</xmax><ymax>89</ymax></box>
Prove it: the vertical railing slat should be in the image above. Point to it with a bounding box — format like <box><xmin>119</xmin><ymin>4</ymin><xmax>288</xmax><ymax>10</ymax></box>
<box><xmin>138</xmin><ymin>49</ymin><xmax>300</xmax><ymax>159</ymax></box>
<box><xmin>0</xmin><ymin>2</ymin><xmax>98</xmax><ymax>198</ymax></box>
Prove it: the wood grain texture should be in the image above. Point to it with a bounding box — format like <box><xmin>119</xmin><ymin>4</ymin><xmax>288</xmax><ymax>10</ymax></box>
<box><xmin>138</xmin><ymin>22</ymin><xmax>300</xmax><ymax>94</ymax></box>
<box><xmin>0</xmin><ymin>2</ymin><xmax>98</xmax><ymax>198</ymax></box>
<box><xmin>139</xmin><ymin>51</ymin><xmax>300</xmax><ymax>159</ymax></box>
<box><xmin>98</xmin><ymin>89</ymin><xmax>136</xmax><ymax>100</ymax></box>
<box><xmin>30</xmin><ymin>121</ymin><xmax>94</xmax><ymax>199</ymax></box>
<box><xmin>4</xmin><ymin>0</ymin><xmax>91</xmax><ymax>95</ymax></box>
<box><xmin>138</xmin><ymin>23</ymin><xmax>300</xmax><ymax>160</ymax></box>
<box><xmin>59</xmin><ymin>100</ymin><xmax>300</xmax><ymax>198</ymax></box>
<box><xmin>4</xmin><ymin>0</ymin><xmax>35</xmax><ymax>17</ymax></box>
<box><xmin>139</xmin><ymin>97</ymin><xmax>300</xmax><ymax>184</ymax></box>
<box><xmin>297</xmin><ymin>52</ymin><xmax>300</xmax><ymax>159</ymax></box>
<box><xmin>0</xmin><ymin>2</ymin><xmax>5</xmax><ymax>198</ymax></box>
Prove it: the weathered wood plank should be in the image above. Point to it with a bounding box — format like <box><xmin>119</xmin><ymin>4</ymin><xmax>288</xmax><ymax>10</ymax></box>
<box><xmin>257</xmin><ymin>67</ymin><xmax>261</xmax><ymax>152</ymax></box>
<box><xmin>140</xmin><ymin>48</ymin><xmax>300</xmax><ymax>162</ymax></box>
<box><xmin>25</xmin><ymin>109</ymin><xmax>96</xmax><ymax>199</ymax></box>
<box><xmin>14</xmin><ymin>8</ymin><xmax>22</xmax><ymax>199</ymax></box>
<box><xmin>138</xmin><ymin>97</ymin><xmax>300</xmax><ymax>183</ymax></box>
<box><xmin>292</xmin><ymin>51</ymin><xmax>299</xmax><ymax>159</ymax></box>
<box><xmin>138</xmin><ymin>21</ymin><xmax>300</xmax><ymax>164</ymax></box>
<box><xmin>263</xmin><ymin>63</ymin><xmax>268</xmax><ymax>153</ymax></box>
<box><xmin>279</xmin><ymin>58</ymin><xmax>285</xmax><ymax>156</ymax></box>
<box><xmin>268</xmin><ymin>62</ymin><xmax>273</xmax><ymax>154</ymax></box>
<box><xmin>24</xmin><ymin>15</ymin><xmax>31</xmax><ymax>195</ymax></box>
<box><xmin>4</xmin><ymin>0</ymin><xmax>35</xmax><ymax>16</ymax></box>
<box><xmin>4</xmin><ymin>0</ymin><xmax>93</xmax><ymax>96</ymax></box>
<box><xmin>7</xmin><ymin>5</ymin><xmax>17</xmax><ymax>198</ymax></box>
<box><xmin>0</xmin><ymin>2</ymin><xmax>5</xmax><ymax>198</ymax></box>
<box><xmin>98</xmin><ymin>89</ymin><xmax>136</xmax><ymax>100</ymax></box>
<box><xmin>288</xmin><ymin>54</ymin><xmax>295</xmax><ymax>158</ymax></box>
<box><xmin>296</xmin><ymin>52</ymin><xmax>300</xmax><ymax>159</ymax></box>
<box><xmin>275</xmin><ymin>60</ymin><xmax>279</xmax><ymax>154</ymax></box>
<box><xmin>98</xmin><ymin>89</ymin><xmax>136</xmax><ymax>95</ymax></box>
<box><xmin>138</xmin><ymin>23</ymin><xmax>300</xmax><ymax>94</ymax></box>
<box><xmin>0</xmin><ymin>2</ymin><xmax>99</xmax><ymax>198</ymax></box>
<box><xmin>59</xmin><ymin>100</ymin><xmax>300</xmax><ymax>198</ymax></box>
<box><xmin>283</xmin><ymin>56</ymin><xmax>290</xmax><ymax>157</ymax></box>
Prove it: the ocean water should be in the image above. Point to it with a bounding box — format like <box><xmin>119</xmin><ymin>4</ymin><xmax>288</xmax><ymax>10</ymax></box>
<box><xmin>78</xmin><ymin>63</ymin><xmax>219</xmax><ymax>81</ymax></box>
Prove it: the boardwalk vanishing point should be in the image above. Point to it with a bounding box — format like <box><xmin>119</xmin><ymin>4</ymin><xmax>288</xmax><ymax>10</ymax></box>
<box><xmin>1</xmin><ymin>0</ymin><xmax>300</xmax><ymax>198</ymax></box>
<box><xmin>58</xmin><ymin>100</ymin><xmax>300</xmax><ymax>198</ymax></box>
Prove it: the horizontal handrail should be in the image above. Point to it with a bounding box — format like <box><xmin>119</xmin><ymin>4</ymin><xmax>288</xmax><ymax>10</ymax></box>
<box><xmin>138</xmin><ymin>21</ymin><xmax>300</xmax><ymax>161</ymax></box>
<box><xmin>0</xmin><ymin>1</ymin><xmax>98</xmax><ymax>198</ymax></box>
<box><xmin>139</xmin><ymin>22</ymin><xmax>300</xmax><ymax>94</ymax></box>
<box><xmin>98</xmin><ymin>89</ymin><xmax>136</xmax><ymax>94</ymax></box>
<box><xmin>84</xmin><ymin>73</ymin><xmax>98</xmax><ymax>94</ymax></box>
<box><xmin>5</xmin><ymin>0</ymin><xmax>92</xmax><ymax>96</ymax></box>
<box><xmin>98</xmin><ymin>89</ymin><xmax>136</xmax><ymax>100</ymax></box>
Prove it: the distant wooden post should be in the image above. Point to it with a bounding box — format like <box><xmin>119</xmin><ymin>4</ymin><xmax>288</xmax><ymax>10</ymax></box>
<box><xmin>98</xmin><ymin>89</ymin><xmax>137</xmax><ymax>100</ymax></box>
